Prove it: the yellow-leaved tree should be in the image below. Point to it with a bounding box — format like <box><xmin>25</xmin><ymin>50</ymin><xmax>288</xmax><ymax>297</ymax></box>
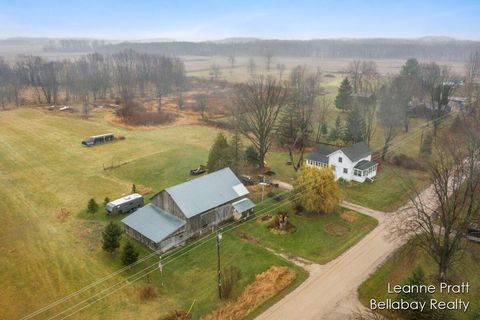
<box><xmin>295</xmin><ymin>166</ymin><xmax>342</xmax><ymax>214</ymax></box>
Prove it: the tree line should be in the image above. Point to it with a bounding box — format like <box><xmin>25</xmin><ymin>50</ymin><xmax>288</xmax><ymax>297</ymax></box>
<box><xmin>98</xmin><ymin>38</ymin><xmax>480</xmax><ymax>60</ymax></box>
<box><xmin>0</xmin><ymin>49</ymin><xmax>186</xmax><ymax>111</ymax></box>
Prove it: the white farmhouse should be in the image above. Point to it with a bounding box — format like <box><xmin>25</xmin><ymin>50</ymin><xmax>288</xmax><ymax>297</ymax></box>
<box><xmin>305</xmin><ymin>142</ymin><xmax>378</xmax><ymax>183</ymax></box>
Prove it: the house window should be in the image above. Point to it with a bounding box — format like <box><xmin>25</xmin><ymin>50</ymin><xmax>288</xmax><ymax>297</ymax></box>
<box><xmin>339</xmin><ymin>157</ymin><xmax>343</xmax><ymax>163</ymax></box>
<box><xmin>343</xmin><ymin>168</ymin><xmax>348</xmax><ymax>174</ymax></box>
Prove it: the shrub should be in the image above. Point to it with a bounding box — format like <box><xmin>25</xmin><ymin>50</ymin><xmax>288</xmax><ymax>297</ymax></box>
<box><xmin>220</xmin><ymin>266</ymin><xmax>242</xmax><ymax>299</ymax></box>
<box><xmin>139</xmin><ymin>284</ymin><xmax>157</xmax><ymax>301</ymax></box>
<box><xmin>87</xmin><ymin>198</ymin><xmax>98</xmax><ymax>215</ymax></box>
<box><xmin>390</xmin><ymin>154</ymin><xmax>425</xmax><ymax>171</ymax></box>
<box><xmin>159</xmin><ymin>310</ymin><xmax>191</xmax><ymax>320</ymax></box>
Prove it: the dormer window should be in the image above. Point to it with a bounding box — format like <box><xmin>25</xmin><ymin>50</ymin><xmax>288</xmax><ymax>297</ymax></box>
<box><xmin>339</xmin><ymin>156</ymin><xmax>343</xmax><ymax>163</ymax></box>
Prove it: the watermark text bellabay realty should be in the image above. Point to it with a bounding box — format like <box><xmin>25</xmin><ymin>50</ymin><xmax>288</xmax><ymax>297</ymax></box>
<box><xmin>370</xmin><ymin>282</ymin><xmax>471</xmax><ymax>312</ymax></box>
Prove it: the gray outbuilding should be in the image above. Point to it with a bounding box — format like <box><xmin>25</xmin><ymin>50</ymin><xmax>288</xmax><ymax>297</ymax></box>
<box><xmin>121</xmin><ymin>167</ymin><xmax>254</xmax><ymax>252</ymax></box>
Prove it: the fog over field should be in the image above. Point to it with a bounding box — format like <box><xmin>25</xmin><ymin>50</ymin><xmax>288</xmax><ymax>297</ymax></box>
<box><xmin>1</xmin><ymin>1</ymin><xmax>480</xmax><ymax>320</ymax></box>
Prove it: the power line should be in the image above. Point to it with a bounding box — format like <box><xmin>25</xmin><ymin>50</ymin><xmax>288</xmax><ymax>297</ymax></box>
<box><xmin>29</xmin><ymin>111</ymin><xmax>453</xmax><ymax>319</ymax></box>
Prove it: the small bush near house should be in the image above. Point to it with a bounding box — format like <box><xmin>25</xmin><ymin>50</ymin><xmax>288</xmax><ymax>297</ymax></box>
<box><xmin>221</xmin><ymin>266</ymin><xmax>242</xmax><ymax>299</ymax></box>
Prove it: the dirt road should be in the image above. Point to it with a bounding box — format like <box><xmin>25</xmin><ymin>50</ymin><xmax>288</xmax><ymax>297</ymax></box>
<box><xmin>257</xmin><ymin>186</ymin><xmax>437</xmax><ymax>320</ymax></box>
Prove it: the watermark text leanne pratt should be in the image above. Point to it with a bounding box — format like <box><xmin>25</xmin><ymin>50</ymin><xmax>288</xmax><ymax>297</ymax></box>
<box><xmin>370</xmin><ymin>282</ymin><xmax>471</xmax><ymax>313</ymax></box>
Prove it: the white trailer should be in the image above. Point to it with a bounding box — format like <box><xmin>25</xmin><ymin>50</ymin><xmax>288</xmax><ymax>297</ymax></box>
<box><xmin>106</xmin><ymin>193</ymin><xmax>144</xmax><ymax>214</ymax></box>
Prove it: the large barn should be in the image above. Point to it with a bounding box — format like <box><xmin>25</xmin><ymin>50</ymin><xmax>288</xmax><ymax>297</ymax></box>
<box><xmin>122</xmin><ymin>168</ymin><xmax>254</xmax><ymax>252</ymax></box>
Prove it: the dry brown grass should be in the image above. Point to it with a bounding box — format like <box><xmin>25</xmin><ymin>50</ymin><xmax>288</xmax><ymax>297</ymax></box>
<box><xmin>203</xmin><ymin>266</ymin><xmax>296</xmax><ymax>320</ymax></box>
<box><xmin>55</xmin><ymin>208</ymin><xmax>70</xmax><ymax>222</ymax></box>
<box><xmin>340</xmin><ymin>211</ymin><xmax>360</xmax><ymax>223</ymax></box>
<box><xmin>138</xmin><ymin>284</ymin><xmax>157</xmax><ymax>301</ymax></box>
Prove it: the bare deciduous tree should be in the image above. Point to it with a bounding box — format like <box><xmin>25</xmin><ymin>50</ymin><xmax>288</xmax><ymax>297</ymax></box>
<box><xmin>392</xmin><ymin>119</ymin><xmax>480</xmax><ymax>281</ymax></box>
<box><xmin>420</xmin><ymin>62</ymin><xmax>453</xmax><ymax>136</ymax></box>
<box><xmin>377</xmin><ymin>83</ymin><xmax>404</xmax><ymax>160</ymax></box>
<box><xmin>277</xmin><ymin>66</ymin><xmax>320</xmax><ymax>171</ymax></box>
<box><xmin>235</xmin><ymin>76</ymin><xmax>288</xmax><ymax>168</ymax></box>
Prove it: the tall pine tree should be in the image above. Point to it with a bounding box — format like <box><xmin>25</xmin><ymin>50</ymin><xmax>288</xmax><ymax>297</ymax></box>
<box><xmin>102</xmin><ymin>222</ymin><xmax>122</xmax><ymax>253</ymax></box>
<box><xmin>329</xmin><ymin>116</ymin><xmax>345</xmax><ymax>143</ymax></box>
<box><xmin>335</xmin><ymin>78</ymin><xmax>353</xmax><ymax>112</ymax></box>
<box><xmin>345</xmin><ymin>107</ymin><xmax>366</xmax><ymax>143</ymax></box>
<box><xmin>207</xmin><ymin>133</ymin><xmax>231</xmax><ymax>172</ymax></box>
<box><xmin>121</xmin><ymin>241</ymin><xmax>139</xmax><ymax>266</ymax></box>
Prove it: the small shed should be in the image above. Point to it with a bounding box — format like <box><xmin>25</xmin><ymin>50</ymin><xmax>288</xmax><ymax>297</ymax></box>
<box><xmin>232</xmin><ymin>198</ymin><xmax>255</xmax><ymax>220</ymax></box>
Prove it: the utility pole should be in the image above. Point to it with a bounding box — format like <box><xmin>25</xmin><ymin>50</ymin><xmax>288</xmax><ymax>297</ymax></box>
<box><xmin>260</xmin><ymin>176</ymin><xmax>268</xmax><ymax>202</ymax></box>
<box><xmin>158</xmin><ymin>255</ymin><xmax>164</xmax><ymax>287</ymax></box>
<box><xmin>216</xmin><ymin>229</ymin><xmax>223</xmax><ymax>299</ymax></box>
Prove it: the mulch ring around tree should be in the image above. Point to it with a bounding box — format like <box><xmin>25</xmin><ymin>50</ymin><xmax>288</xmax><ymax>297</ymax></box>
<box><xmin>268</xmin><ymin>212</ymin><xmax>297</xmax><ymax>235</ymax></box>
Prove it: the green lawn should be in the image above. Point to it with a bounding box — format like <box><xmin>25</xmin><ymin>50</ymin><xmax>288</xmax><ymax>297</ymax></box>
<box><xmin>358</xmin><ymin>242</ymin><xmax>480</xmax><ymax>319</ymax></box>
<box><xmin>238</xmin><ymin>199</ymin><xmax>378</xmax><ymax>264</ymax></box>
<box><xmin>340</xmin><ymin>163</ymin><xmax>430</xmax><ymax>212</ymax></box>
<box><xmin>0</xmin><ymin>108</ymin><xmax>307</xmax><ymax>320</ymax></box>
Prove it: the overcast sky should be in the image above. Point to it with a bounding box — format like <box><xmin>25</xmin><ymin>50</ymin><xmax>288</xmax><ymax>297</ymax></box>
<box><xmin>1</xmin><ymin>0</ymin><xmax>479</xmax><ymax>41</ymax></box>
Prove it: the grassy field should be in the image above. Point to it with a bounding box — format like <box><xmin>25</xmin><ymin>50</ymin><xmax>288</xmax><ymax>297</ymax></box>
<box><xmin>358</xmin><ymin>242</ymin><xmax>480</xmax><ymax>319</ymax></box>
<box><xmin>237</xmin><ymin>199</ymin><xmax>378</xmax><ymax>264</ymax></box>
<box><xmin>1</xmin><ymin>107</ymin><xmax>380</xmax><ymax>320</ymax></box>
<box><xmin>0</xmin><ymin>108</ymin><xmax>309</xmax><ymax>320</ymax></box>
<box><xmin>182</xmin><ymin>55</ymin><xmax>466</xmax><ymax>83</ymax></box>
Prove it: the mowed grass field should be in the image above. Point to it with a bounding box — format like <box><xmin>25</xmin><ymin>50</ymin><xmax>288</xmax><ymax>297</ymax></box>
<box><xmin>0</xmin><ymin>108</ymin><xmax>309</xmax><ymax>320</ymax></box>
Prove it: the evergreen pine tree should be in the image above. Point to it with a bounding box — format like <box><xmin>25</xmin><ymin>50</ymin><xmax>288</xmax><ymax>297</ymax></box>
<box><xmin>345</xmin><ymin>107</ymin><xmax>366</xmax><ymax>143</ymax></box>
<box><xmin>329</xmin><ymin>116</ymin><xmax>344</xmax><ymax>142</ymax></box>
<box><xmin>320</xmin><ymin>122</ymin><xmax>328</xmax><ymax>136</ymax></box>
<box><xmin>87</xmin><ymin>198</ymin><xmax>98</xmax><ymax>215</ymax></box>
<box><xmin>207</xmin><ymin>133</ymin><xmax>231</xmax><ymax>172</ymax></box>
<box><xmin>245</xmin><ymin>145</ymin><xmax>260</xmax><ymax>167</ymax></box>
<box><xmin>335</xmin><ymin>78</ymin><xmax>353</xmax><ymax>112</ymax></box>
<box><xmin>121</xmin><ymin>241</ymin><xmax>139</xmax><ymax>266</ymax></box>
<box><xmin>229</xmin><ymin>130</ymin><xmax>244</xmax><ymax>172</ymax></box>
<box><xmin>102</xmin><ymin>222</ymin><xmax>122</xmax><ymax>253</ymax></box>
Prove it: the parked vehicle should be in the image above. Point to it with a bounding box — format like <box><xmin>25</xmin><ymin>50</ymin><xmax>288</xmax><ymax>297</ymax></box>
<box><xmin>190</xmin><ymin>165</ymin><xmax>206</xmax><ymax>175</ymax></box>
<box><xmin>82</xmin><ymin>133</ymin><xmax>114</xmax><ymax>147</ymax></box>
<box><xmin>106</xmin><ymin>193</ymin><xmax>144</xmax><ymax>214</ymax></box>
<box><xmin>467</xmin><ymin>223</ymin><xmax>480</xmax><ymax>242</ymax></box>
<box><xmin>240</xmin><ymin>175</ymin><xmax>255</xmax><ymax>185</ymax></box>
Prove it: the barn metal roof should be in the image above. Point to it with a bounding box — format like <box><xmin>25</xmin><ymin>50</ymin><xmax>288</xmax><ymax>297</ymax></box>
<box><xmin>165</xmin><ymin>167</ymin><xmax>248</xmax><ymax>218</ymax></box>
<box><xmin>232</xmin><ymin>198</ymin><xmax>255</xmax><ymax>213</ymax></box>
<box><xmin>121</xmin><ymin>204</ymin><xmax>185</xmax><ymax>243</ymax></box>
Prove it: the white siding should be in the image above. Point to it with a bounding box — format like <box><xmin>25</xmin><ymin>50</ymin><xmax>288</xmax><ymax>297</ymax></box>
<box><xmin>306</xmin><ymin>152</ymin><xmax>377</xmax><ymax>183</ymax></box>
